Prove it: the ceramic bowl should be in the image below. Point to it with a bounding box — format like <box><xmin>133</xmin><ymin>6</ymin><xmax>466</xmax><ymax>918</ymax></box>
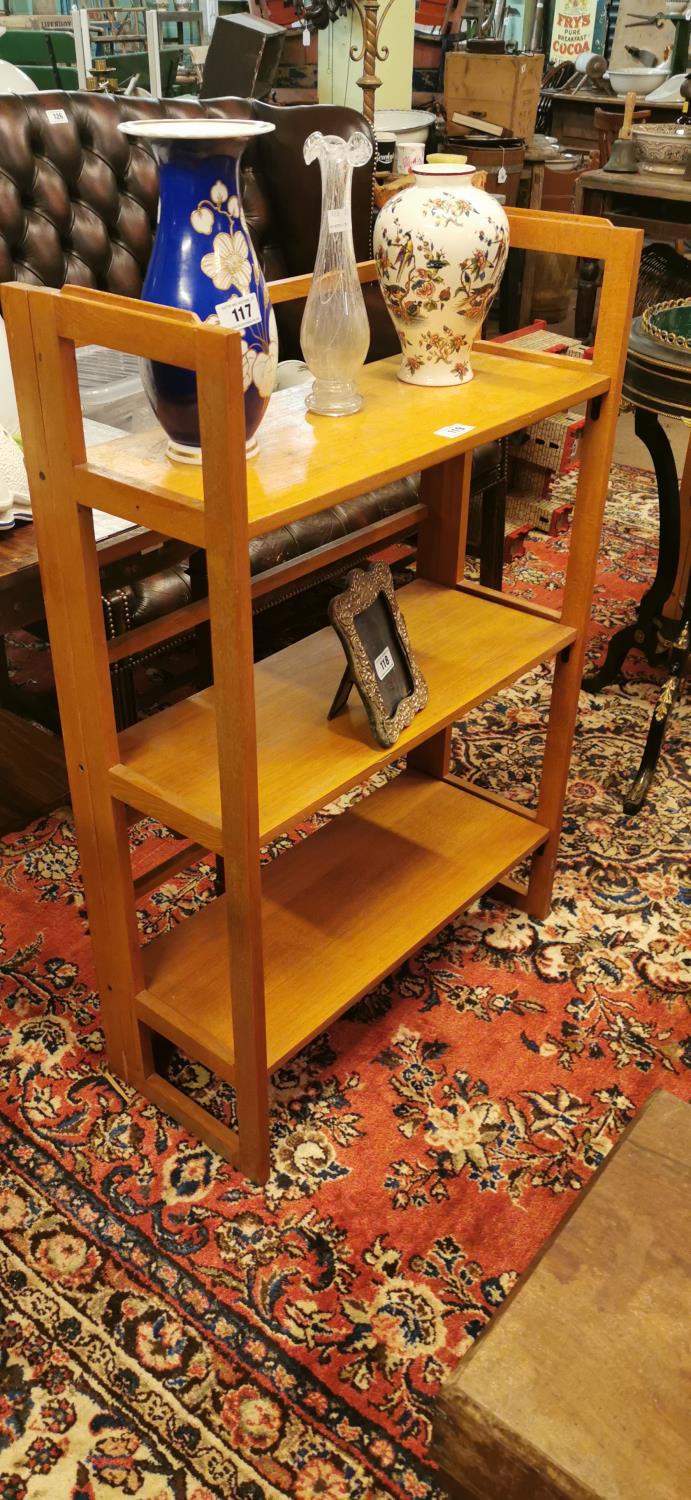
<box><xmin>632</xmin><ymin>122</ymin><xmax>691</xmax><ymax>175</ymax></box>
<box><xmin>607</xmin><ymin>68</ymin><xmax>668</xmax><ymax>97</ymax></box>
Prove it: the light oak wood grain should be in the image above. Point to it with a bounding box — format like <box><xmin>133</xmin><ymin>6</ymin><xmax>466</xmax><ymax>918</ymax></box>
<box><xmin>196</xmin><ymin>322</ymin><xmax>270</xmax><ymax>1182</ymax></box>
<box><xmin>1</xmin><ymin>208</ymin><xmax>642</xmax><ymax>1180</ymax></box>
<box><xmin>109</xmin><ymin>580</ymin><xmax>575</xmax><ymax>850</ymax></box>
<box><xmin>107</xmin><ymin>597</ymin><xmax>211</xmax><ymax>665</ymax></box>
<box><xmin>139</xmin><ymin>773</ymin><xmax>549</xmax><ymax>1075</ymax></box>
<box><xmin>528</xmin><ymin>218</ymin><xmax>642</xmax><ymax>917</ymax></box>
<box><xmin>84</xmin><ymin>352</ymin><xmax>610</xmax><ymax>544</ymax></box>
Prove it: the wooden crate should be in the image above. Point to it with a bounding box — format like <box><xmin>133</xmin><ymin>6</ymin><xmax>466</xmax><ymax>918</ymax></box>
<box><xmin>433</xmin><ymin>1091</ymin><xmax>691</xmax><ymax>1500</ymax></box>
<box><xmin>444</xmin><ymin>53</ymin><xmax>543</xmax><ymax>141</ymax></box>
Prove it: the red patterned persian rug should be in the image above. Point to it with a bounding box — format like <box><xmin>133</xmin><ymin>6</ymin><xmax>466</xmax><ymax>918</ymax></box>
<box><xmin>1</xmin><ymin>465</ymin><xmax>689</xmax><ymax>1500</ymax></box>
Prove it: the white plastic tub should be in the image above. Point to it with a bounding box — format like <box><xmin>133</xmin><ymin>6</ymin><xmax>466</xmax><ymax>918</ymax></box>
<box><xmin>373</xmin><ymin>109</ymin><xmax>436</xmax><ymax>145</ymax></box>
<box><xmin>76</xmin><ymin>345</ymin><xmax>144</xmax><ymax>430</ymax></box>
<box><xmin>607</xmin><ymin>67</ymin><xmax>669</xmax><ymax>97</ymax></box>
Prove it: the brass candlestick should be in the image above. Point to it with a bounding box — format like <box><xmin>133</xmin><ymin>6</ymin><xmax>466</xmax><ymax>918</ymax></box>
<box><xmin>349</xmin><ymin>0</ymin><xmax>398</xmax><ymax>125</ymax></box>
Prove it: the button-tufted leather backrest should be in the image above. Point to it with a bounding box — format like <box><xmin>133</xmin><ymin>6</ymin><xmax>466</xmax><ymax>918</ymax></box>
<box><xmin>0</xmin><ymin>89</ymin><xmax>394</xmax><ymax>359</ymax></box>
<box><xmin>0</xmin><ymin>91</ymin><xmax>373</xmax><ymax>287</ymax></box>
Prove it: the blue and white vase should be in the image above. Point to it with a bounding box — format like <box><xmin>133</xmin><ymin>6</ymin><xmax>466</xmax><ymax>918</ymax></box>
<box><xmin>119</xmin><ymin>119</ymin><xmax>278</xmax><ymax>461</ymax></box>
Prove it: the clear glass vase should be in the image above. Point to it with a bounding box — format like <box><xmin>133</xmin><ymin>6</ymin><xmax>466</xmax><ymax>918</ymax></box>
<box><xmin>300</xmin><ymin>131</ymin><xmax>373</xmax><ymax>417</ymax></box>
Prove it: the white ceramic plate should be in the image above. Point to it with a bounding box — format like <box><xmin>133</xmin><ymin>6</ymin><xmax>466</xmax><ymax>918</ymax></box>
<box><xmin>0</xmin><ymin>59</ymin><xmax>38</xmax><ymax>94</ymax></box>
<box><xmin>646</xmin><ymin>73</ymin><xmax>685</xmax><ymax>101</ymax></box>
<box><xmin>118</xmin><ymin>119</ymin><xmax>275</xmax><ymax>143</ymax></box>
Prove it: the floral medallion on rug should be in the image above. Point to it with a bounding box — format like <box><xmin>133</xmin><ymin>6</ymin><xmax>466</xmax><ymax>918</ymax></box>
<box><xmin>0</xmin><ymin>465</ymin><xmax>689</xmax><ymax>1499</ymax></box>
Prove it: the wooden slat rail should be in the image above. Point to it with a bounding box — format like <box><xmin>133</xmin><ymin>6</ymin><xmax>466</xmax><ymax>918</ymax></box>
<box><xmin>268</xmin><ymin>259</ymin><xmax>379</xmax><ymax>303</ymax></box>
<box><xmin>249</xmin><ymin>500</ymin><xmax>425</xmax><ymax>600</ymax></box>
<box><xmin>73</xmin><ymin>463</ymin><xmax>206</xmax><ymax>550</ymax></box>
<box><xmin>54</xmin><ymin>290</ymin><xmax>202</xmax><ymax>364</ymax></box>
<box><xmin>133</xmin><ymin>841</ymin><xmax>208</xmax><ymax>900</ymax></box>
<box><xmin>105</xmin><ymin>502</ymin><xmax>425</xmax><ymax>664</ymax></box>
<box><xmin>455</xmin><ymin>580</ymin><xmax>564</xmax><ymax>625</ymax></box>
<box><xmin>444</xmin><ymin>774</ymin><xmax>540</xmax><ymax>824</ymax></box>
<box><xmin>268</xmin><ymin>210</ymin><xmax>621</xmax><ymax>311</ymax></box>
<box><xmin>144</xmin><ymin>1073</ymin><xmax>240</xmax><ymax>1162</ymax></box>
<box><xmin>107</xmin><ymin>597</ymin><xmax>211</xmax><ymax>665</ymax></box>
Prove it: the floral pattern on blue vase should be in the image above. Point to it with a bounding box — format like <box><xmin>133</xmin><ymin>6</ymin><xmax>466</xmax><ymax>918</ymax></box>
<box><xmin>136</xmin><ymin>129</ymin><xmax>277</xmax><ymax>459</ymax></box>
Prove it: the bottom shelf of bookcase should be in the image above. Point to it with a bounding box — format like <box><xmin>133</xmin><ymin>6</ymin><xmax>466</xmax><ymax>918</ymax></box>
<box><xmin>137</xmin><ymin>771</ymin><xmax>548</xmax><ymax>1079</ymax></box>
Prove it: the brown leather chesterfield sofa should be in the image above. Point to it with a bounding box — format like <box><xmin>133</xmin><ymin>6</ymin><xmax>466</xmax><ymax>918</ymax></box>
<box><xmin>0</xmin><ymin>89</ymin><xmax>506</xmax><ymax>728</ymax></box>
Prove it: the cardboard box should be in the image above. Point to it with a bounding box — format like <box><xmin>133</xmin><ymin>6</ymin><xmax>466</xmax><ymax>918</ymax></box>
<box><xmin>444</xmin><ymin>53</ymin><xmax>544</xmax><ymax>142</ymax></box>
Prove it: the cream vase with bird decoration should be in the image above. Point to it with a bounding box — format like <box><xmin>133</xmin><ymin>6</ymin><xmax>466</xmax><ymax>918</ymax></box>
<box><xmin>373</xmin><ymin>162</ymin><xmax>509</xmax><ymax>387</ymax></box>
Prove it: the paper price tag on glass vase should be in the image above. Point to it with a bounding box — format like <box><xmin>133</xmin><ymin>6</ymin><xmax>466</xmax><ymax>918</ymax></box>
<box><xmin>328</xmin><ymin>208</ymin><xmax>349</xmax><ymax>234</ymax></box>
<box><xmin>216</xmin><ymin>293</ymin><xmax>261</xmax><ymax>332</ymax></box>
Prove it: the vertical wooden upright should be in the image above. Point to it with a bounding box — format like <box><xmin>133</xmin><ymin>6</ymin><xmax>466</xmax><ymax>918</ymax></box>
<box><xmin>6</xmin><ymin>288</ymin><xmax>146</xmax><ymax>1083</ymax></box>
<box><xmin>527</xmin><ymin>223</ymin><xmax>639</xmax><ymax>918</ymax></box>
<box><xmin>4</xmin><ymin>283</ymin><xmax>268</xmax><ymax>1175</ymax></box>
<box><xmin>196</xmin><ymin>327</ymin><xmax>270</xmax><ymax>1182</ymax></box>
<box><xmin>409</xmin><ymin>454</ymin><xmax>472</xmax><ymax>780</ymax></box>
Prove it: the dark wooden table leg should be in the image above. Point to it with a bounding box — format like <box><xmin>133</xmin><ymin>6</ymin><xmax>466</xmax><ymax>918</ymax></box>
<box><xmin>623</xmin><ymin>606</ymin><xmax>688</xmax><ymax>815</ymax></box>
<box><xmin>189</xmin><ymin>547</ymin><xmax>212</xmax><ymax>689</ymax></box>
<box><xmin>0</xmin><ymin>635</ymin><xmax>12</xmax><ymax>709</ymax></box>
<box><xmin>575</xmin><ymin>257</ymin><xmax>600</xmax><ymax>343</ymax></box>
<box><xmin>499</xmin><ymin>247</ymin><xmax>525</xmax><ymax>334</ymax></box>
<box><xmin>479</xmin><ymin>464</ymin><xmax>507</xmax><ymax>592</ymax></box>
<box><xmin>189</xmin><ymin>547</ymin><xmax>224</xmax><ymax>892</ymax></box>
<box><xmin>584</xmin><ymin>408</ymin><xmax>681</xmax><ymax>692</ymax></box>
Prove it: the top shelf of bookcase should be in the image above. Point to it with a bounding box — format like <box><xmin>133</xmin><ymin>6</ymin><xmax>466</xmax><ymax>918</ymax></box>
<box><xmin>82</xmin><ymin>348</ymin><xmax>610</xmax><ymax>549</ymax></box>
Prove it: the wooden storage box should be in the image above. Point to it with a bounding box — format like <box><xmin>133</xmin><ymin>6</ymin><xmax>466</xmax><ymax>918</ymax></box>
<box><xmin>444</xmin><ymin>53</ymin><xmax>543</xmax><ymax>141</ymax></box>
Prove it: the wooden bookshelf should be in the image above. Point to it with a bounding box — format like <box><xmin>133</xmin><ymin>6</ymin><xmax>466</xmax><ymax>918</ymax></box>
<box><xmin>2</xmin><ymin>207</ymin><xmax>642</xmax><ymax>1181</ymax></box>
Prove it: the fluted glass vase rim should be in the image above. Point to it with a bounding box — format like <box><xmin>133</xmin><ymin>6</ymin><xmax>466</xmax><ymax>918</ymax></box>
<box><xmin>303</xmin><ymin>129</ymin><xmax>373</xmax><ymax>170</ymax></box>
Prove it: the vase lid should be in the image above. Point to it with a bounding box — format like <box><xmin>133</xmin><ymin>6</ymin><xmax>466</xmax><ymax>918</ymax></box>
<box><xmin>118</xmin><ymin>119</ymin><xmax>275</xmax><ymax>144</ymax></box>
<box><xmin>412</xmin><ymin>162</ymin><xmax>476</xmax><ymax>187</ymax></box>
